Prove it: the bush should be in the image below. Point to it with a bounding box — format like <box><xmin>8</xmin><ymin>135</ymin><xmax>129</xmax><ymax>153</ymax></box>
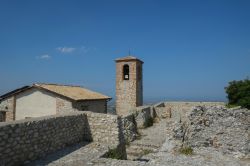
<box><xmin>179</xmin><ymin>146</ymin><xmax>193</xmax><ymax>155</ymax></box>
<box><xmin>144</xmin><ymin>117</ymin><xmax>154</xmax><ymax>128</ymax></box>
<box><xmin>104</xmin><ymin>148</ymin><xmax>123</xmax><ymax>160</ymax></box>
<box><xmin>225</xmin><ymin>104</ymin><xmax>239</xmax><ymax>108</ymax></box>
<box><xmin>225</xmin><ymin>78</ymin><xmax>250</xmax><ymax>109</ymax></box>
<box><xmin>142</xmin><ymin>149</ymin><xmax>153</xmax><ymax>155</ymax></box>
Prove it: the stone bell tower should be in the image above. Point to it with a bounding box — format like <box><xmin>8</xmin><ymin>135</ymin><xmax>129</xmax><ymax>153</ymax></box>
<box><xmin>115</xmin><ymin>56</ymin><xmax>143</xmax><ymax>116</ymax></box>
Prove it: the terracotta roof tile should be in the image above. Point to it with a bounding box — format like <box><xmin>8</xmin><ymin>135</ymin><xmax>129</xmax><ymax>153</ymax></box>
<box><xmin>115</xmin><ymin>56</ymin><xmax>143</xmax><ymax>63</ymax></box>
<box><xmin>34</xmin><ymin>83</ymin><xmax>111</xmax><ymax>101</ymax></box>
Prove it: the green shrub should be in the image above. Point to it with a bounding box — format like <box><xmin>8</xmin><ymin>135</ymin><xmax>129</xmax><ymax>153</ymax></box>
<box><xmin>142</xmin><ymin>149</ymin><xmax>153</xmax><ymax>155</ymax></box>
<box><xmin>225</xmin><ymin>104</ymin><xmax>239</xmax><ymax>108</ymax></box>
<box><xmin>144</xmin><ymin>117</ymin><xmax>154</xmax><ymax>128</ymax></box>
<box><xmin>225</xmin><ymin>78</ymin><xmax>250</xmax><ymax>109</ymax></box>
<box><xmin>125</xmin><ymin>138</ymin><xmax>130</xmax><ymax>145</ymax></box>
<box><xmin>104</xmin><ymin>148</ymin><xmax>123</xmax><ymax>160</ymax></box>
<box><xmin>136</xmin><ymin>132</ymin><xmax>142</xmax><ymax>140</ymax></box>
<box><xmin>179</xmin><ymin>146</ymin><xmax>193</xmax><ymax>155</ymax></box>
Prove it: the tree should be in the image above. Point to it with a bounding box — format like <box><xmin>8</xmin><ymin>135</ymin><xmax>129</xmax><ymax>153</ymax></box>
<box><xmin>225</xmin><ymin>78</ymin><xmax>250</xmax><ymax>109</ymax></box>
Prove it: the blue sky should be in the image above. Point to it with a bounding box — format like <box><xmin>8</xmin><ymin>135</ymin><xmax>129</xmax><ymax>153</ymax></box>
<box><xmin>0</xmin><ymin>0</ymin><xmax>249</xmax><ymax>102</ymax></box>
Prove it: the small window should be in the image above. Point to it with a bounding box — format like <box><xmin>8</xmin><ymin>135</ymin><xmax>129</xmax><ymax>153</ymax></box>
<box><xmin>80</xmin><ymin>105</ymin><xmax>89</xmax><ymax>111</ymax></box>
<box><xmin>123</xmin><ymin>64</ymin><xmax>129</xmax><ymax>80</ymax></box>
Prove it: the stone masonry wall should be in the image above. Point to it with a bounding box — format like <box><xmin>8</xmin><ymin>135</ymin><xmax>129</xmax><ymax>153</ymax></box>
<box><xmin>120</xmin><ymin>102</ymin><xmax>226</xmax><ymax>147</ymax></box>
<box><xmin>133</xmin><ymin>106</ymin><xmax>152</xmax><ymax>128</ymax></box>
<box><xmin>154</xmin><ymin>102</ymin><xmax>172</xmax><ymax>119</ymax></box>
<box><xmin>74</xmin><ymin>100</ymin><xmax>107</xmax><ymax>113</ymax></box>
<box><xmin>122</xmin><ymin>114</ymin><xmax>137</xmax><ymax>143</ymax></box>
<box><xmin>164</xmin><ymin>102</ymin><xmax>225</xmax><ymax>122</ymax></box>
<box><xmin>56</xmin><ymin>97</ymin><xmax>75</xmax><ymax>113</ymax></box>
<box><xmin>120</xmin><ymin>105</ymin><xmax>156</xmax><ymax>143</ymax></box>
<box><xmin>84</xmin><ymin>111</ymin><xmax>127</xmax><ymax>159</ymax></box>
<box><xmin>0</xmin><ymin>97</ymin><xmax>15</xmax><ymax>121</ymax></box>
<box><xmin>56</xmin><ymin>97</ymin><xmax>107</xmax><ymax>114</ymax></box>
<box><xmin>0</xmin><ymin>111</ymin><xmax>126</xmax><ymax>165</ymax></box>
<box><xmin>0</xmin><ymin>112</ymin><xmax>87</xmax><ymax>165</ymax></box>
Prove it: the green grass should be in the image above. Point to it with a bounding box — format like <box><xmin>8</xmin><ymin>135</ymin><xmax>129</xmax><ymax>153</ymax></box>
<box><xmin>125</xmin><ymin>138</ymin><xmax>130</xmax><ymax>145</ymax></box>
<box><xmin>179</xmin><ymin>146</ymin><xmax>193</xmax><ymax>155</ymax></box>
<box><xmin>136</xmin><ymin>132</ymin><xmax>142</xmax><ymax>140</ymax></box>
<box><xmin>142</xmin><ymin>149</ymin><xmax>153</xmax><ymax>155</ymax></box>
<box><xmin>104</xmin><ymin>148</ymin><xmax>124</xmax><ymax>160</ymax></box>
<box><xmin>226</xmin><ymin>104</ymin><xmax>240</xmax><ymax>108</ymax></box>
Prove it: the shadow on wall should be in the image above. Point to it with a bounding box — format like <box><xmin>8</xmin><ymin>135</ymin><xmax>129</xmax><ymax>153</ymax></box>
<box><xmin>26</xmin><ymin>142</ymin><xmax>91</xmax><ymax>166</ymax></box>
<box><xmin>0</xmin><ymin>111</ymin><xmax>126</xmax><ymax>165</ymax></box>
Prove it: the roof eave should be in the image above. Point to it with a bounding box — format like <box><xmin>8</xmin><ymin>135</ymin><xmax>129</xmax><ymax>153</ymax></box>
<box><xmin>115</xmin><ymin>59</ymin><xmax>144</xmax><ymax>64</ymax></box>
<box><xmin>76</xmin><ymin>97</ymin><xmax>112</xmax><ymax>102</ymax></box>
<box><xmin>0</xmin><ymin>86</ymin><xmax>32</xmax><ymax>101</ymax></box>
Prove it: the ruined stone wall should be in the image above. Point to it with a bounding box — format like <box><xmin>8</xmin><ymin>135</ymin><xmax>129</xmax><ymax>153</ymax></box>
<box><xmin>84</xmin><ymin>111</ymin><xmax>126</xmax><ymax>159</ymax></box>
<box><xmin>121</xmin><ymin>114</ymin><xmax>137</xmax><ymax>143</ymax></box>
<box><xmin>173</xmin><ymin>105</ymin><xmax>249</xmax><ymax>159</ymax></box>
<box><xmin>0</xmin><ymin>112</ymin><xmax>87</xmax><ymax>165</ymax></box>
<box><xmin>0</xmin><ymin>111</ymin><xmax>126</xmax><ymax>165</ymax></box>
<box><xmin>153</xmin><ymin>102</ymin><xmax>172</xmax><ymax>119</ymax></box>
<box><xmin>164</xmin><ymin>102</ymin><xmax>225</xmax><ymax>122</ymax></box>
<box><xmin>120</xmin><ymin>105</ymin><xmax>157</xmax><ymax>144</ymax></box>
<box><xmin>0</xmin><ymin>97</ymin><xmax>15</xmax><ymax>121</ymax></box>
<box><xmin>133</xmin><ymin>106</ymin><xmax>152</xmax><ymax>128</ymax></box>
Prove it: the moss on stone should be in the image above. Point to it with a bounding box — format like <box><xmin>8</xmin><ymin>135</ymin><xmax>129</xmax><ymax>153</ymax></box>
<box><xmin>179</xmin><ymin>146</ymin><xmax>193</xmax><ymax>155</ymax></box>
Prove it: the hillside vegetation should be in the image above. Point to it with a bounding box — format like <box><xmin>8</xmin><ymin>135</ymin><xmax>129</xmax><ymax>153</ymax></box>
<box><xmin>225</xmin><ymin>78</ymin><xmax>250</xmax><ymax>109</ymax></box>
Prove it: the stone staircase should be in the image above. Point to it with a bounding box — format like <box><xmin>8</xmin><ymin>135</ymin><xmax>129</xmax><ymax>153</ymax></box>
<box><xmin>125</xmin><ymin>119</ymin><xmax>167</xmax><ymax>161</ymax></box>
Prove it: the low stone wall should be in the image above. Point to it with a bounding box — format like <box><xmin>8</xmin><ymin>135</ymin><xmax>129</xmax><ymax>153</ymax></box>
<box><xmin>152</xmin><ymin>102</ymin><xmax>171</xmax><ymax>119</ymax></box>
<box><xmin>115</xmin><ymin>102</ymin><xmax>222</xmax><ymax>147</ymax></box>
<box><xmin>174</xmin><ymin>105</ymin><xmax>249</xmax><ymax>159</ymax></box>
<box><xmin>154</xmin><ymin>102</ymin><xmax>165</xmax><ymax>108</ymax></box>
<box><xmin>0</xmin><ymin>111</ymin><xmax>126</xmax><ymax>165</ymax></box>
<box><xmin>121</xmin><ymin>114</ymin><xmax>137</xmax><ymax>143</ymax></box>
<box><xmin>0</xmin><ymin>112</ymin><xmax>87</xmax><ymax>165</ymax></box>
<box><xmin>164</xmin><ymin>102</ymin><xmax>225</xmax><ymax>122</ymax></box>
<box><xmin>154</xmin><ymin>107</ymin><xmax>171</xmax><ymax>119</ymax></box>
<box><xmin>120</xmin><ymin>103</ymin><xmax>170</xmax><ymax>143</ymax></box>
<box><xmin>84</xmin><ymin>111</ymin><xmax>126</xmax><ymax>159</ymax></box>
<box><xmin>120</xmin><ymin>105</ymin><xmax>157</xmax><ymax>144</ymax></box>
<box><xmin>133</xmin><ymin>106</ymin><xmax>152</xmax><ymax>129</ymax></box>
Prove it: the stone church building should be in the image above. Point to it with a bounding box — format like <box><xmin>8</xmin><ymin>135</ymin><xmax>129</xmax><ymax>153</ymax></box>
<box><xmin>0</xmin><ymin>83</ymin><xmax>111</xmax><ymax>122</ymax></box>
<box><xmin>0</xmin><ymin>55</ymin><xmax>143</xmax><ymax>122</ymax></box>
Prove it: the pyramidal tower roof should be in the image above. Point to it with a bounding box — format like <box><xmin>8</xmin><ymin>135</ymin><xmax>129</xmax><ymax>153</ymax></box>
<box><xmin>115</xmin><ymin>56</ymin><xmax>144</xmax><ymax>63</ymax></box>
